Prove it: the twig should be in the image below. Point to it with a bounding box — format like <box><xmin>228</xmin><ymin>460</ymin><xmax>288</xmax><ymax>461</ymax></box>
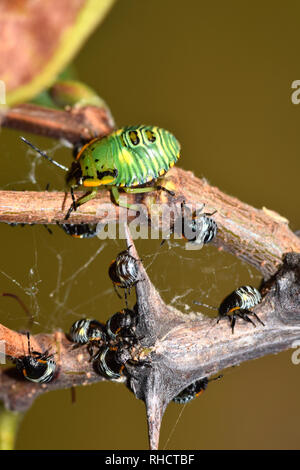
<box><xmin>124</xmin><ymin>228</ymin><xmax>300</xmax><ymax>450</ymax></box>
<box><xmin>0</xmin><ymin>226</ymin><xmax>300</xmax><ymax>448</ymax></box>
<box><xmin>1</xmin><ymin>101</ymin><xmax>300</xmax><ymax>450</ymax></box>
<box><xmin>1</xmin><ymin>101</ymin><xmax>299</xmax><ymax>279</ymax></box>
<box><xmin>1</xmin><ymin>103</ymin><xmax>114</xmax><ymax>143</ymax></box>
<box><xmin>0</xmin><ymin>329</ymin><xmax>107</xmax><ymax>412</ymax></box>
<box><xmin>0</xmin><ymin>167</ymin><xmax>299</xmax><ymax>278</ymax></box>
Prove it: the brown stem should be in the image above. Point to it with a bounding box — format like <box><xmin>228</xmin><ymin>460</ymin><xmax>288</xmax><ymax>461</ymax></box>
<box><xmin>0</xmin><ymin>167</ymin><xmax>299</xmax><ymax>278</ymax></box>
<box><xmin>123</xmin><ymin>227</ymin><xmax>300</xmax><ymax>450</ymax></box>
<box><xmin>0</xmin><ymin>225</ymin><xmax>300</xmax><ymax>449</ymax></box>
<box><xmin>1</xmin><ymin>102</ymin><xmax>298</xmax><ymax>279</ymax></box>
<box><xmin>0</xmin><ymin>328</ymin><xmax>108</xmax><ymax>412</ymax></box>
<box><xmin>0</xmin><ymin>104</ymin><xmax>114</xmax><ymax>143</ymax></box>
<box><xmin>1</xmin><ymin>101</ymin><xmax>300</xmax><ymax>449</ymax></box>
<box><xmin>145</xmin><ymin>371</ymin><xmax>166</xmax><ymax>451</ymax></box>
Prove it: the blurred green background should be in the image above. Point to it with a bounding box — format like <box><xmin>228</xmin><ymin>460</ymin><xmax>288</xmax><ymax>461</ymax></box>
<box><xmin>0</xmin><ymin>0</ymin><xmax>300</xmax><ymax>449</ymax></box>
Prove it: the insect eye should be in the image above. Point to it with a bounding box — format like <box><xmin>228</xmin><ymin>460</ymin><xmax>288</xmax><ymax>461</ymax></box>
<box><xmin>120</xmin><ymin>134</ymin><xmax>127</xmax><ymax>146</ymax></box>
<box><xmin>145</xmin><ymin>130</ymin><xmax>156</xmax><ymax>143</ymax></box>
<box><xmin>129</xmin><ymin>130</ymin><xmax>140</xmax><ymax>145</ymax></box>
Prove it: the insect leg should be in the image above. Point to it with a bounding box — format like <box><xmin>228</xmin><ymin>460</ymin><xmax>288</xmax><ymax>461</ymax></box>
<box><xmin>111</xmin><ymin>186</ymin><xmax>140</xmax><ymax>212</ymax></box>
<box><xmin>204</xmin><ymin>210</ymin><xmax>217</xmax><ymax>217</ymax></box>
<box><xmin>70</xmin><ymin>187</ymin><xmax>76</xmax><ymax>211</ymax></box>
<box><xmin>65</xmin><ymin>204</ymin><xmax>74</xmax><ymax>220</ymax></box>
<box><xmin>160</xmin><ymin>201</ymin><xmax>188</xmax><ymax>246</ymax></box>
<box><xmin>65</xmin><ymin>188</ymin><xmax>98</xmax><ymax>220</ymax></box>
<box><xmin>230</xmin><ymin>315</ymin><xmax>236</xmax><ymax>334</ymax></box>
<box><xmin>155</xmin><ymin>185</ymin><xmax>175</xmax><ymax>197</ymax></box>
<box><xmin>251</xmin><ymin>312</ymin><xmax>265</xmax><ymax>327</ymax></box>
<box><xmin>124</xmin><ymin>289</ymin><xmax>129</xmax><ymax>309</ymax></box>
<box><xmin>112</xmin><ymin>283</ymin><xmax>122</xmax><ymax>299</ymax></box>
<box><xmin>191</xmin><ymin>204</ymin><xmax>205</xmax><ymax>218</ymax></box>
<box><xmin>238</xmin><ymin>311</ymin><xmax>257</xmax><ymax>328</ymax></box>
<box><xmin>180</xmin><ymin>200</ymin><xmax>190</xmax><ymax>216</ymax></box>
<box><xmin>123</xmin><ymin>185</ymin><xmax>175</xmax><ymax>197</ymax></box>
<box><xmin>87</xmin><ymin>342</ymin><xmax>97</xmax><ymax>360</ymax></box>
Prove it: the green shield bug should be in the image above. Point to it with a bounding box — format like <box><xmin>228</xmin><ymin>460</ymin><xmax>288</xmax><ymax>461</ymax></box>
<box><xmin>21</xmin><ymin>125</ymin><xmax>180</xmax><ymax>219</ymax></box>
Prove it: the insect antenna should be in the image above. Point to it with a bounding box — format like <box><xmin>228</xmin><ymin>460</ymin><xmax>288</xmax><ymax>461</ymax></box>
<box><xmin>20</xmin><ymin>137</ymin><xmax>69</xmax><ymax>172</ymax></box>
<box><xmin>26</xmin><ymin>331</ymin><xmax>32</xmax><ymax>356</ymax></box>
<box><xmin>208</xmin><ymin>374</ymin><xmax>223</xmax><ymax>384</ymax></box>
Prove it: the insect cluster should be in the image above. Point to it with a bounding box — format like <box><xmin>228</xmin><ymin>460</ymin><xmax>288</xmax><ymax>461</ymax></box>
<box><xmin>14</xmin><ymin>244</ymin><xmax>142</xmax><ymax>385</ymax></box>
<box><xmin>68</xmin><ymin>247</ymin><xmax>142</xmax><ymax>380</ymax></box>
<box><xmin>13</xmin><ymin>113</ymin><xmax>265</xmax><ymax>413</ymax></box>
<box><xmin>14</xmin><ymin>242</ymin><xmax>264</xmax><ymax>405</ymax></box>
<box><xmin>69</xmin><ymin>308</ymin><xmax>138</xmax><ymax>380</ymax></box>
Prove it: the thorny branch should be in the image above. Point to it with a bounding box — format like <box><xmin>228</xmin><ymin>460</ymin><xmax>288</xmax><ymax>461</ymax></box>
<box><xmin>1</xmin><ymin>102</ymin><xmax>299</xmax><ymax>279</ymax></box>
<box><xmin>0</xmin><ymin>325</ymin><xmax>108</xmax><ymax>413</ymax></box>
<box><xmin>124</xmin><ymin>229</ymin><xmax>300</xmax><ymax>449</ymax></box>
<box><xmin>0</xmin><ymin>227</ymin><xmax>300</xmax><ymax>449</ymax></box>
<box><xmin>0</xmin><ymin>103</ymin><xmax>300</xmax><ymax>449</ymax></box>
<box><xmin>0</xmin><ymin>167</ymin><xmax>299</xmax><ymax>278</ymax></box>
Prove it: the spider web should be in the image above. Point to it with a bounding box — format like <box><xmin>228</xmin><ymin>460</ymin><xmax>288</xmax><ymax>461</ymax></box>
<box><xmin>0</xmin><ymin>130</ymin><xmax>262</xmax><ymax>449</ymax></box>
